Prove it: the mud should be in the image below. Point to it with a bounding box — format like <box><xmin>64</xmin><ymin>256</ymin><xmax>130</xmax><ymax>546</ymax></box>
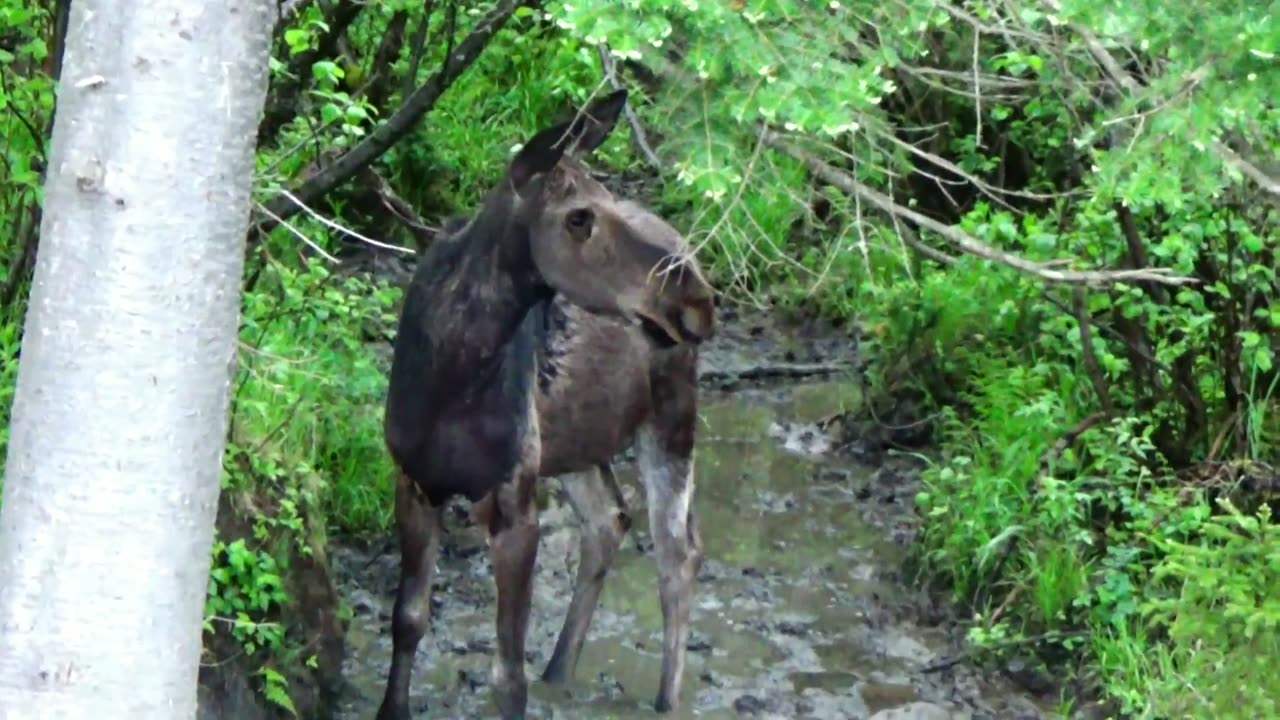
<box><xmin>327</xmin><ymin>310</ymin><xmax>1056</xmax><ymax>720</ymax></box>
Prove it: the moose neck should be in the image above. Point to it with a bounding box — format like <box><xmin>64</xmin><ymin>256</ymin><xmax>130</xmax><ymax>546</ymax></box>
<box><xmin>430</xmin><ymin>189</ymin><xmax>551</xmax><ymax>383</ymax></box>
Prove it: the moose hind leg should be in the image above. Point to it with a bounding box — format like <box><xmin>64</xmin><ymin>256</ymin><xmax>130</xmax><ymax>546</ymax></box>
<box><xmin>377</xmin><ymin>473</ymin><xmax>444</xmax><ymax>720</ymax></box>
<box><xmin>542</xmin><ymin>463</ymin><xmax>632</xmax><ymax>684</ymax></box>
<box><xmin>482</xmin><ymin>470</ymin><xmax>540</xmax><ymax>720</ymax></box>
<box><xmin>636</xmin><ymin>425</ymin><xmax>703</xmax><ymax>713</ymax></box>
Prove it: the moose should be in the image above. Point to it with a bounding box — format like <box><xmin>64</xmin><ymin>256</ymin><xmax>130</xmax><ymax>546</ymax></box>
<box><xmin>376</xmin><ymin>88</ymin><xmax>717</xmax><ymax>720</ymax></box>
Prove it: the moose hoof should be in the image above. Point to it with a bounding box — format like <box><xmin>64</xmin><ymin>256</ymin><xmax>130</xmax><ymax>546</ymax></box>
<box><xmin>375</xmin><ymin>699</ymin><xmax>409</xmax><ymax>720</ymax></box>
<box><xmin>493</xmin><ymin>679</ymin><xmax>529</xmax><ymax>720</ymax></box>
<box><xmin>540</xmin><ymin>658</ymin><xmax>570</xmax><ymax>685</ymax></box>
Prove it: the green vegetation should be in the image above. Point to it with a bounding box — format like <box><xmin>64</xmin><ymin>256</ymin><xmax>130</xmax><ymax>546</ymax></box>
<box><xmin>3</xmin><ymin>0</ymin><xmax>1278</xmax><ymax>716</ymax></box>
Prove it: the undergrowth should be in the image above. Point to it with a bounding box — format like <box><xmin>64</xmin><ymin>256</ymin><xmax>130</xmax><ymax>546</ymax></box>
<box><xmin>883</xmin><ymin>246</ymin><xmax>1280</xmax><ymax>717</ymax></box>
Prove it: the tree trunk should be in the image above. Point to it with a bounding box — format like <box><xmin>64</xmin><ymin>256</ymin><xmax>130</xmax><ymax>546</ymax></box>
<box><xmin>0</xmin><ymin>2</ymin><xmax>276</xmax><ymax>718</ymax></box>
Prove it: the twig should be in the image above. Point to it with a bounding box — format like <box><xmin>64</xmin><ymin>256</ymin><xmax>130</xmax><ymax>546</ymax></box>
<box><xmin>277</xmin><ymin>188</ymin><xmax>416</xmax><ymax>255</ymax></box>
<box><xmin>355</xmin><ymin>165</ymin><xmax>439</xmax><ymax>247</ymax></box>
<box><xmin>767</xmin><ymin>132</ymin><xmax>1199</xmax><ymax>288</ymax></box>
<box><xmin>253</xmin><ymin>201</ymin><xmax>340</xmax><ymax>263</ymax></box>
<box><xmin>598</xmin><ymin>44</ymin><xmax>662</xmax><ymax>170</ymax></box>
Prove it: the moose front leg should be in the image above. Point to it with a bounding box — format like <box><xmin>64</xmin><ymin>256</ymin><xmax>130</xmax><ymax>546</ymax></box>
<box><xmin>479</xmin><ymin>470</ymin><xmax>541</xmax><ymax>720</ymax></box>
<box><xmin>636</xmin><ymin>425</ymin><xmax>702</xmax><ymax>713</ymax></box>
<box><xmin>377</xmin><ymin>473</ymin><xmax>444</xmax><ymax>720</ymax></box>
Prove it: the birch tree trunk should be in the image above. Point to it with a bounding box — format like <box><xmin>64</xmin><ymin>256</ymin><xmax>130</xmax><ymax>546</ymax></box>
<box><xmin>0</xmin><ymin>2</ymin><xmax>276</xmax><ymax>718</ymax></box>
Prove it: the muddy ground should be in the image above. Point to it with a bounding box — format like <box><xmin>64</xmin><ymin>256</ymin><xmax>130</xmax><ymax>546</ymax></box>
<box><xmin>327</xmin><ymin>307</ymin><xmax>1058</xmax><ymax>720</ymax></box>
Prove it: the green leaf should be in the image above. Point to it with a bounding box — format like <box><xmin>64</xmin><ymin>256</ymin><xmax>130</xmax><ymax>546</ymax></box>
<box><xmin>311</xmin><ymin>60</ymin><xmax>343</xmax><ymax>81</ymax></box>
<box><xmin>283</xmin><ymin>28</ymin><xmax>308</xmax><ymax>52</ymax></box>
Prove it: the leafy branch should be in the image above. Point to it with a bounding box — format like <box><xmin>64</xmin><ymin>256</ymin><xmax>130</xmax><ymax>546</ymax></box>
<box><xmin>253</xmin><ymin>0</ymin><xmax>534</xmax><ymax>233</ymax></box>
<box><xmin>767</xmin><ymin>132</ymin><xmax>1199</xmax><ymax>288</ymax></box>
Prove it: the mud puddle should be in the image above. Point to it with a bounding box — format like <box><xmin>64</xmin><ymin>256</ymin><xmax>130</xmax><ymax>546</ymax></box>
<box><xmin>328</xmin><ymin>370</ymin><xmax>1055</xmax><ymax>720</ymax></box>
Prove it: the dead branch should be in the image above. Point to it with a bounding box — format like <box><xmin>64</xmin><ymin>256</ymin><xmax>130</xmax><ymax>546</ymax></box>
<box><xmin>275</xmin><ymin>188</ymin><xmax>416</xmax><ymax>256</ymax></box>
<box><xmin>767</xmin><ymin>132</ymin><xmax>1199</xmax><ymax>287</ymax></box>
<box><xmin>1214</xmin><ymin>142</ymin><xmax>1280</xmax><ymax>197</ymax></box>
<box><xmin>699</xmin><ymin>361</ymin><xmax>851</xmax><ymax>386</ymax></box>
<box><xmin>598</xmin><ymin>44</ymin><xmax>662</xmax><ymax>170</ymax></box>
<box><xmin>354</xmin><ymin>165</ymin><xmax>440</xmax><ymax>249</ymax></box>
<box><xmin>402</xmin><ymin>0</ymin><xmax>438</xmax><ymax>98</ymax></box>
<box><xmin>254</xmin><ymin>0</ymin><xmax>529</xmax><ymax>233</ymax></box>
<box><xmin>896</xmin><ymin>221</ymin><xmax>958</xmax><ymax>267</ymax></box>
<box><xmin>1072</xmin><ymin>287</ymin><xmax>1114</xmax><ymax>415</ymax></box>
<box><xmin>921</xmin><ymin>630</ymin><xmax>1088</xmax><ymax>674</ymax></box>
<box><xmin>358</xmin><ymin>10</ymin><xmax>411</xmax><ymax>111</ymax></box>
<box><xmin>879</xmin><ymin>126</ymin><xmax>1082</xmax><ymax>204</ymax></box>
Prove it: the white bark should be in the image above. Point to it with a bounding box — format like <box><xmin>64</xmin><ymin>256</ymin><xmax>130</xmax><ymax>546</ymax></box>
<box><xmin>0</xmin><ymin>2</ymin><xmax>276</xmax><ymax>718</ymax></box>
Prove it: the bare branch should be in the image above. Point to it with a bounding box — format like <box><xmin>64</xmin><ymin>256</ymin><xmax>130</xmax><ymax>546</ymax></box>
<box><xmin>599</xmin><ymin>44</ymin><xmax>662</xmax><ymax>171</ymax></box>
<box><xmin>253</xmin><ymin>201</ymin><xmax>340</xmax><ymax>263</ymax></box>
<box><xmin>1214</xmin><ymin>142</ymin><xmax>1280</xmax><ymax>197</ymax></box>
<box><xmin>402</xmin><ymin>0</ymin><xmax>438</xmax><ymax>98</ymax></box>
<box><xmin>1073</xmin><ymin>287</ymin><xmax>1114</xmax><ymax>414</ymax></box>
<box><xmin>767</xmin><ymin>132</ymin><xmax>1199</xmax><ymax>287</ymax></box>
<box><xmin>879</xmin><ymin>128</ymin><xmax>1081</xmax><ymax>204</ymax></box>
<box><xmin>355</xmin><ymin>165</ymin><xmax>440</xmax><ymax>248</ymax></box>
<box><xmin>276</xmin><ymin>189</ymin><xmax>416</xmax><ymax>255</ymax></box>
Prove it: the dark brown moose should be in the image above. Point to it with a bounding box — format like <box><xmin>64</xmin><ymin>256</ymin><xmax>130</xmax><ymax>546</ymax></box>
<box><xmin>377</xmin><ymin>88</ymin><xmax>716</xmax><ymax>720</ymax></box>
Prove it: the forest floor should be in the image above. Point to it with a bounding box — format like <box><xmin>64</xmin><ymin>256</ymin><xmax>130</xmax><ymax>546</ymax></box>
<box><xmin>325</xmin><ymin>305</ymin><xmax>1064</xmax><ymax>720</ymax></box>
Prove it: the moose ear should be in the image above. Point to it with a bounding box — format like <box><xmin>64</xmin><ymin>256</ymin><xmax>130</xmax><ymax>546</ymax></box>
<box><xmin>508</xmin><ymin>88</ymin><xmax>629</xmax><ymax>190</ymax></box>
<box><xmin>569</xmin><ymin>88</ymin><xmax>628</xmax><ymax>156</ymax></box>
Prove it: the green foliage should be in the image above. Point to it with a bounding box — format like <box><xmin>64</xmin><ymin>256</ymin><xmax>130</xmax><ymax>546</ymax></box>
<box><xmin>205</xmin><ymin>537</ymin><xmax>289</xmax><ymax>656</ymax></box>
<box><xmin>0</xmin><ymin>314</ymin><xmax>17</xmax><ymax>489</ymax></box>
<box><xmin>196</xmin><ymin>248</ymin><xmax>401</xmax><ymax>709</ymax></box>
<box><xmin>229</xmin><ymin>258</ymin><xmax>402</xmax><ymax>533</ymax></box>
<box><xmin>258</xmin><ymin>666</ymin><xmax>299</xmax><ymax>717</ymax></box>
<box><xmin>1135</xmin><ymin>499</ymin><xmax>1280</xmax><ymax>717</ymax></box>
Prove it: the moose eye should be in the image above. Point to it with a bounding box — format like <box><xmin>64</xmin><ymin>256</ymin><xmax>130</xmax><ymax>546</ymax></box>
<box><xmin>565</xmin><ymin>208</ymin><xmax>594</xmax><ymax>234</ymax></box>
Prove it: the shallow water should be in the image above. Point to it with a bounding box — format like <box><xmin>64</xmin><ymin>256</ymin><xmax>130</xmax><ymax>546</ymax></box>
<box><xmin>329</xmin><ymin>377</ymin><xmax>1053</xmax><ymax>720</ymax></box>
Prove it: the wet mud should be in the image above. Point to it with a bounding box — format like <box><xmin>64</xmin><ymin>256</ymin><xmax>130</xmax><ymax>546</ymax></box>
<box><xmin>329</xmin><ymin>311</ymin><xmax>1056</xmax><ymax>720</ymax></box>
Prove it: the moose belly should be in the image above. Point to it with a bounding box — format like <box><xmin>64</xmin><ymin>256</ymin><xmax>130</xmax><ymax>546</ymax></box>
<box><xmin>389</xmin><ymin>399</ymin><xmax>532</xmax><ymax>507</ymax></box>
<box><xmin>535</xmin><ymin>358</ymin><xmax>651</xmax><ymax>477</ymax></box>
